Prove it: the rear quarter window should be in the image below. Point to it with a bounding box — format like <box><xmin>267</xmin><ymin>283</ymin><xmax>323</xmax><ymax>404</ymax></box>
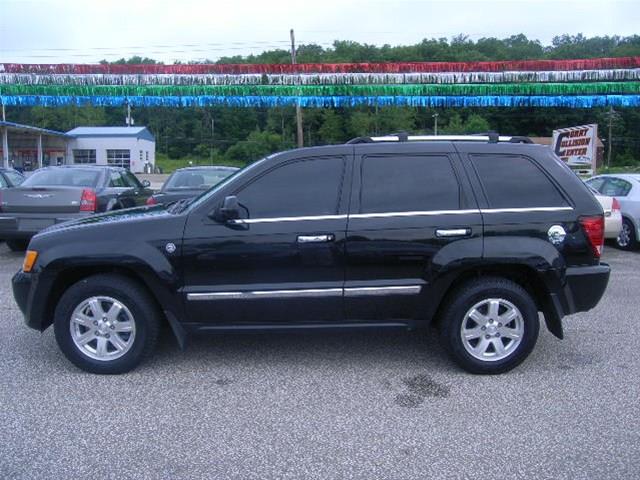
<box><xmin>470</xmin><ymin>154</ymin><xmax>568</xmax><ymax>209</ymax></box>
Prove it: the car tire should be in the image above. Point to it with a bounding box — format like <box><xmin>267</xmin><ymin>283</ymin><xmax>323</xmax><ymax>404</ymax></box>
<box><xmin>615</xmin><ymin>218</ymin><xmax>637</xmax><ymax>251</ymax></box>
<box><xmin>6</xmin><ymin>239</ymin><xmax>28</xmax><ymax>251</ymax></box>
<box><xmin>54</xmin><ymin>274</ymin><xmax>160</xmax><ymax>374</ymax></box>
<box><xmin>439</xmin><ymin>277</ymin><xmax>540</xmax><ymax>375</ymax></box>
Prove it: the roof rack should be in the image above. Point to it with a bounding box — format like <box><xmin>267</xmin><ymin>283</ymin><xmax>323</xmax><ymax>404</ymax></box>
<box><xmin>346</xmin><ymin>131</ymin><xmax>533</xmax><ymax>144</ymax></box>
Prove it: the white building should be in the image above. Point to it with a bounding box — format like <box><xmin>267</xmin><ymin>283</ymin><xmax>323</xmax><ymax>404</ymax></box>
<box><xmin>1</xmin><ymin>123</ymin><xmax>156</xmax><ymax>174</ymax></box>
<box><xmin>66</xmin><ymin>126</ymin><xmax>156</xmax><ymax>173</ymax></box>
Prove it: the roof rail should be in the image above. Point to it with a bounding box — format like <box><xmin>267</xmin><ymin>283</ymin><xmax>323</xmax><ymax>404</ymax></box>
<box><xmin>346</xmin><ymin>133</ymin><xmax>533</xmax><ymax>144</ymax></box>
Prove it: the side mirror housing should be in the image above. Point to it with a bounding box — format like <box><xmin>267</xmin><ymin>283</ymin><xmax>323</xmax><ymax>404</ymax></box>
<box><xmin>214</xmin><ymin>195</ymin><xmax>240</xmax><ymax>221</ymax></box>
<box><xmin>141</xmin><ymin>179</ymin><xmax>151</xmax><ymax>188</ymax></box>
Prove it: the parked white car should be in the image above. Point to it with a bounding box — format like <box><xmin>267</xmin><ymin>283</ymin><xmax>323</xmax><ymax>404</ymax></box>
<box><xmin>586</xmin><ymin>174</ymin><xmax>640</xmax><ymax>250</ymax></box>
<box><xmin>586</xmin><ymin>185</ymin><xmax>622</xmax><ymax>240</ymax></box>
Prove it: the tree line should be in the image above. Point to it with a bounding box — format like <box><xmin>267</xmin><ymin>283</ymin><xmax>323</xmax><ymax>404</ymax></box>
<box><xmin>6</xmin><ymin>34</ymin><xmax>640</xmax><ymax>168</ymax></box>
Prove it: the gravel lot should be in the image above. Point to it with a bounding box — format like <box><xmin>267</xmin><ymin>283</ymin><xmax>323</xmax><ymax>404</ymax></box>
<box><xmin>1</xmin><ymin>243</ymin><xmax>639</xmax><ymax>479</ymax></box>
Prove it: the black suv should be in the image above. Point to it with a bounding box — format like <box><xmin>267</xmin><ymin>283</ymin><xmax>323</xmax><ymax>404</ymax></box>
<box><xmin>12</xmin><ymin>134</ymin><xmax>610</xmax><ymax>374</ymax></box>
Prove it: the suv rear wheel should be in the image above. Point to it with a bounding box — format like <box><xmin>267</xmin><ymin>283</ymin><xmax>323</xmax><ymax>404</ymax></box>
<box><xmin>54</xmin><ymin>274</ymin><xmax>160</xmax><ymax>374</ymax></box>
<box><xmin>439</xmin><ymin>277</ymin><xmax>539</xmax><ymax>374</ymax></box>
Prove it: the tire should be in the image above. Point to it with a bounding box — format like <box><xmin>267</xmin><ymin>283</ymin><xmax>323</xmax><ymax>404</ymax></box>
<box><xmin>6</xmin><ymin>239</ymin><xmax>28</xmax><ymax>251</ymax></box>
<box><xmin>439</xmin><ymin>277</ymin><xmax>540</xmax><ymax>375</ymax></box>
<box><xmin>615</xmin><ymin>218</ymin><xmax>637</xmax><ymax>251</ymax></box>
<box><xmin>54</xmin><ymin>274</ymin><xmax>160</xmax><ymax>374</ymax></box>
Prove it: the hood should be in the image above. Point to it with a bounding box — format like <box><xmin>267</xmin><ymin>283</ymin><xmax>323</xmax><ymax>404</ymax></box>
<box><xmin>36</xmin><ymin>205</ymin><xmax>171</xmax><ymax>237</ymax></box>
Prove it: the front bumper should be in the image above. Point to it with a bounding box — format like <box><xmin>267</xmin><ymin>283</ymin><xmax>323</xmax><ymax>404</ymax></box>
<box><xmin>0</xmin><ymin>212</ymin><xmax>90</xmax><ymax>240</ymax></box>
<box><xmin>12</xmin><ymin>270</ymin><xmax>46</xmax><ymax>330</ymax></box>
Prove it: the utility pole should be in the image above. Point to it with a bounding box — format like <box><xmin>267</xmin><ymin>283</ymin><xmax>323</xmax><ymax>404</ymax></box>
<box><xmin>607</xmin><ymin>106</ymin><xmax>613</xmax><ymax>169</ymax></box>
<box><xmin>125</xmin><ymin>102</ymin><xmax>133</xmax><ymax>126</ymax></box>
<box><xmin>1</xmin><ymin>102</ymin><xmax>5</xmax><ymax>122</ymax></box>
<box><xmin>290</xmin><ymin>28</ymin><xmax>303</xmax><ymax>148</ymax></box>
<box><xmin>432</xmin><ymin>112</ymin><xmax>439</xmax><ymax>136</ymax></box>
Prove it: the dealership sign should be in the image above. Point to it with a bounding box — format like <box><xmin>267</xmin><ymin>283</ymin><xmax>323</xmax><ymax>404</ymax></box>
<box><xmin>551</xmin><ymin>124</ymin><xmax>598</xmax><ymax>172</ymax></box>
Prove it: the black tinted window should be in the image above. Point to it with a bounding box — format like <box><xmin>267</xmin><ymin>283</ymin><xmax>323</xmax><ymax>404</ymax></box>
<box><xmin>360</xmin><ymin>155</ymin><xmax>460</xmax><ymax>213</ymax></box>
<box><xmin>237</xmin><ymin>157</ymin><xmax>344</xmax><ymax>218</ymax></box>
<box><xmin>471</xmin><ymin>154</ymin><xmax>568</xmax><ymax>208</ymax></box>
<box><xmin>109</xmin><ymin>171</ymin><xmax>127</xmax><ymax>187</ymax></box>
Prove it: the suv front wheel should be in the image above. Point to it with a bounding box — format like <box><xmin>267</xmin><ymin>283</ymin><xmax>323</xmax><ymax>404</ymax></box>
<box><xmin>54</xmin><ymin>274</ymin><xmax>160</xmax><ymax>374</ymax></box>
<box><xmin>439</xmin><ymin>277</ymin><xmax>539</xmax><ymax>374</ymax></box>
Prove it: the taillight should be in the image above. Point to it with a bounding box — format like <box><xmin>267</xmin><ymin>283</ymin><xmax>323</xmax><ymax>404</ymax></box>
<box><xmin>611</xmin><ymin>198</ymin><xmax>621</xmax><ymax>212</ymax></box>
<box><xmin>146</xmin><ymin>196</ymin><xmax>157</xmax><ymax>206</ymax></box>
<box><xmin>80</xmin><ymin>188</ymin><xmax>97</xmax><ymax>212</ymax></box>
<box><xmin>580</xmin><ymin>215</ymin><xmax>605</xmax><ymax>258</ymax></box>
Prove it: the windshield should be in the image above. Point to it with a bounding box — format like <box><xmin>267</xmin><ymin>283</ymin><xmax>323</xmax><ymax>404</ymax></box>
<box><xmin>22</xmin><ymin>168</ymin><xmax>101</xmax><ymax>188</ymax></box>
<box><xmin>163</xmin><ymin>168</ymin><xmax>237</xmax><ymax>190</ymax></box>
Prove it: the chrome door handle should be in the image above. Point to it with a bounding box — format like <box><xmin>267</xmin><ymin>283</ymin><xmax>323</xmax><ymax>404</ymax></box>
<box><xmin>297</xmin><ymin>234</ymin><xmax>335</xmax><ymax>243</ymax></box>
<box><xmin>435</xmin><ymin>228</ymin><xmax>471</xmax><ymax>238</ymax></box>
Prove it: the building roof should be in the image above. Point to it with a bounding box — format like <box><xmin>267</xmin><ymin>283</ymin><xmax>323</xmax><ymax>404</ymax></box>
<box><xmin>0</xmin><ymin>121</ymin><xmax>71</xmax><ymax>138</ymax></box>
<box><xmin>66</xmin><ymin>126</ymin><xmax>155</xmax><ymax>142</ymax></box>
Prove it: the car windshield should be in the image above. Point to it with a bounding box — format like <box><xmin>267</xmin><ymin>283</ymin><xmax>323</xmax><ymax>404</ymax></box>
<box><xmin>163</xmin><ymin>168</ymin><xmax>237</xmax><ymax>190</ymax></box>
<box><xmin>22</xmin><ymin>168</ymin><xmax>101</xmax><ymax>188</ymax></box>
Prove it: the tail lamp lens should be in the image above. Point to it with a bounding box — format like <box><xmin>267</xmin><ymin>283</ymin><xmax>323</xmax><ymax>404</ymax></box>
<box><xmin>611</xmin><ymin>198</ymin><xmax>621</xmax><ymax>212</ymax></box>
<box><xmin>580</xmin><ymin>215</ymin><xmax>605</xmax><ymax>257</ymax></box>
<box><xmin>146</xmin><ymin>196</ymin><xmax>157</xmax><ymax>206</ymax></box>
<box><xmin>80</xmin><ymin>189</ymin><xmax>97</xmax><ymax>212</ymax></box>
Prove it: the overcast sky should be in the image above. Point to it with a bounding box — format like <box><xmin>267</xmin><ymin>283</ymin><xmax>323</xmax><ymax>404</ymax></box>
<box><xmin>1</xmin><ymin>0</ymin><xmax>638</xmax><ymax>64</ymax></box>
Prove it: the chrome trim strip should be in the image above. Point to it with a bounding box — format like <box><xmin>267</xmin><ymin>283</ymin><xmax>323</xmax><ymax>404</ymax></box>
<box><xmin>229</xmin><ymin>214</ymin><xmax>347</xmax><ymax>225</ymax></box>
<box><xmin>480</xmin><ymin>206</ymin><xmax>574</xmax><ymax>214</ymax></box>
<box><xmin>344</xmin><ymin>285</ymin><xmax>422</xmax><ymax>296</ymax></box>
<box><xmin>187</xmin><ymin>288</ymin><xmax>342</xmax><ymax>301</ymax></box>
<box><xmin>225</xmin><ymin>206</ymin><xmax>573</xmax><ymax>225</ymax></box>
<box><xmin>187</xmin><ymin>285</ymin><xmax>422</xmax><ymax>300</ymax></box>
<box><xmin>349</xmin><ymin>209</ymin><xmax>479</xmax><ymax>219</ymax></box>
<box><xmin>435</xmin><ymin>228</ymin><xmax>471</xmax><ymax>237</ymax></box>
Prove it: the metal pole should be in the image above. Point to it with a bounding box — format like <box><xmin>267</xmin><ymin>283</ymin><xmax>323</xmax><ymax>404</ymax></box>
<box><xmin>607</xmin><ymin>107</ymin><xmax>613</xmax><ymax>169</ymax></box>
<box><xmin>290</xmin><ymin>29</ymin><xmax>303</xmax><ymax>148</ymax></box>
<box><xmin>432</xmin><ymin>113</ymin><xmax>439</xmax><ymax>136</ymax></box>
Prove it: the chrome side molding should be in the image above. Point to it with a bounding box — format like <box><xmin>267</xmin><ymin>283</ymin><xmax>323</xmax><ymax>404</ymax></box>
<box><xmin>187</xmin><ymin>285</ymin><xmax>422</xmax><ymax>301</ymax></box>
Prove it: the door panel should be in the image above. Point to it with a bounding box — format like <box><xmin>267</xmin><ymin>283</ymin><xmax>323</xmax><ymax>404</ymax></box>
<box><xmin>181</xmin><ymin>152</ymin><xmax>352</xmax><ymax>326</ymax></box>
<box><xmin>345</xmin><ymin>144</ymin><xmax>482</xmax><ymax>322</ymax></box>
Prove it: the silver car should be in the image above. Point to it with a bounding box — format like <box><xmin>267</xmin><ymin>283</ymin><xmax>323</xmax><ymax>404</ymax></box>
<box><xmin>586</xmin><ymin>174</ymin><xmax>640</xmax><ymax>250</ymax></box>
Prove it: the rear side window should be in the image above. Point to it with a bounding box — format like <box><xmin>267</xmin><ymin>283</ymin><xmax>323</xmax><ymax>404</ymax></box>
<box><xmin>236</xmin><ymin>157</ymin><xmax>345</xmax><ymax>218</ymax></box>
<box><xmin>602</xmin><ymin>178</ymin><xmax>632</xmax><ymax>197</ymax></box>
<box><xmin>585</xmin><ymin>177</ymin><xmax>606</xmax><ymax>193</ymax></box>
<box><xmin>360</xmin><ymin>155</ymin><xmax>460</xmax><ymax>213</ymax></box>
<box><xmin>470</xmin><ymin>154</ymin><xmax>568</xmax><ymax>208</ymax></box>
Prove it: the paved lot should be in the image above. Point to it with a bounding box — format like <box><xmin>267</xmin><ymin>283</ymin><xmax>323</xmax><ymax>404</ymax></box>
<box><xmin>1</xmin><ymin>244</ymin><xmax>639</xmax><ymax>479</ymax></box>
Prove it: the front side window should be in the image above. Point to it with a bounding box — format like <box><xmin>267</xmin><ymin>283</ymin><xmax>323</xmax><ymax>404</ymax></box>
<box><xmin>165</xmin><ymin>169</ymin><xmax>236</xmax><ymax>190</ymax></box>
<box><xmin>123</xmin><ymin>171</ymin><xmax>142</xmax><ymax>188</ymax></box>
<box><xmin>360</xmin><ymin>155</ymin><xmax>460</xmax><ymax>213</ymax></box>
<box><xmin>471</xmin><ymin>154</ymin><xmax>568</xmax><ymax>208</ymax></box>
<box><xmin>107</xmin><ymin>150</ymin><xmax>131</xmax><ymax>169</ymax></box>
<box><xmin>73</xmin><ymin>149</ymin><xmax>96</xmax><ymax>164</ymax></box>
<box><xmin>109</xmin><ymin>171</ymin><xmax>127</xmax><ymax>187</ymax></box>
<box><xmin>602</xmin><ymin>178</ymin><xmax>632</xmax><ymax>197</ymax></box>
<box><xmin>236</xmin><ymin>157</ymin><xmax>345</xmax><ymax>218</ymax></box>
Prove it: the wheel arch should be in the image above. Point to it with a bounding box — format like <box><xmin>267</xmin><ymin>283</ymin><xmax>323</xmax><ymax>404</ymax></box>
<box><xmin>429</xmin><ymin>262</ymin><xmax>563</xmax><ymax>339</ymax></box>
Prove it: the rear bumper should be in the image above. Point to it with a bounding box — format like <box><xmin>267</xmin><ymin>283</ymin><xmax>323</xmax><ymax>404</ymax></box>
<box><xmin>604</xmin><ymin>212</ymin><xmax>622</xmax><ymax>239</ymax></box>
<box><xmin>0</xmin><ymin>212</ymin><xmax>91</xmax><ymax>239</ymax></box>
<box><xmin>564</xmin><ymin>264</ymin><xmax>611</xmax><ymax>314</ymax></box>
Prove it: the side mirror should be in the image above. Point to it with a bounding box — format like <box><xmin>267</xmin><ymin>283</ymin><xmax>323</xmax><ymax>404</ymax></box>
<box><xmin>141</xmin><ymin>179</ymin><xmax>151</xmax><ymax>188</ymax></box>
<box><xmin>215</xmin><ymin>195</ymin><xmax>240</xmax><ymax>221</ymax></box>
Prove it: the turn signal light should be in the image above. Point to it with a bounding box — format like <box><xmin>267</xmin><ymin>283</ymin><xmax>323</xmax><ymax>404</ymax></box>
<box><xmin>23</xmin><ymin>250</ymin><xmax>38</xmax><ymax>273</ymax></box>
<box><xmin>580</xmin><ymin>215</ymin><xmax>605</xmax><ymax>258</ymax></box>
